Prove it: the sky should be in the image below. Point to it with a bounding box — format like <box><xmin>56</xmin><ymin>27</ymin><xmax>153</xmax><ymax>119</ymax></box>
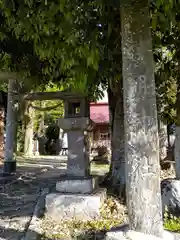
<box><xmin>97</xmin><ymin>85</ymin><xmax>108</xmax><ymax>103</ymax></box>
<box><xmin>97</xmin><ymin>90</ymin><xmax>108</xmax><ymax>103</ymax></box>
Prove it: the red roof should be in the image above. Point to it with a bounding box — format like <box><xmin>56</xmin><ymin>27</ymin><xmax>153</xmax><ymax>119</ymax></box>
<box><xmin>90</xmin><ymin>102</ymin><xmax>109</xmax><ymax>124</ymax></box>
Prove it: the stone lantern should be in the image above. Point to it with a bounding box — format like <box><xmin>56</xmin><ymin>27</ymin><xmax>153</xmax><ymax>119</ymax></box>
<box><xmin>46</xmin><ymin>95</ymin><xmax>106</xmax><ymax>221</ymax></box>
<box><xmin>58</xmin><ymin>97</ymin><xmax>92</xmax><ymax>177</ymax></box>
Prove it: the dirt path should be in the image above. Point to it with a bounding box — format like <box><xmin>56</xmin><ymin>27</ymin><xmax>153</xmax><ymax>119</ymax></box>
<box><xmin>0</xmin><ymin>165</ymin><xmax>63</xmax><ymax>240</ymax></box>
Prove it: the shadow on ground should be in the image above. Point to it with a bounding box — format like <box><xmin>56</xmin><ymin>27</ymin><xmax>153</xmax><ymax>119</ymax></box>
<box><xmin>0</xmin><ymin>161</ymin><xmax>110</xmax><ymax>240</ymax></box>
<box><xmin>0</xmin><ymin>164</ymin><xmax>67</xmax><ymax>239</ymax></box>
<box><xmin>0</xmin><ymin>164</ymin><xmax>65</xmax><ymax>215</ymax></box>
<box><xmin>0</xmin><ymin>225</ymin><xmax>54</xmax><ymax>240</ymax></box>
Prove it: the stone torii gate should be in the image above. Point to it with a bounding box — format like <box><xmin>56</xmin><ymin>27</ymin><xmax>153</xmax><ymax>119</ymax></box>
<box><xmin>2</xmin><ymin>79</ymin><xmax>94</xmax><ymax>176</ymax></box>
<box><xmin>3</xmin><ymin>81</ymin><xmax>106</xmax><ymax>220</ymax></box>
<box><xmin>0</xmin><ymin>16</ymin><xmax>164</xmax><ymax>231</ymax></box>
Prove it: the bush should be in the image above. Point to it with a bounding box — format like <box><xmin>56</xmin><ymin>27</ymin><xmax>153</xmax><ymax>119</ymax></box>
<box><xmin>93</xmin><ymin>145</ymin><xmax>109</xmax><ymax>164</ymax></box>
<box><xmin>164</xmin><ymin>217</ymin><xmax>180</xmax><ymax>232</ymax></box>
<box><xmin>97</xmin><ymin>145</ymin><xmax>108</xmax><ymax>156</ymax></box>
<box><xmin>45</xmin><ymin>123</ymin><xmax>59</xmax><ymax>140</ymax></box>
<box><xmin>164</xmin><ymin>207</ymin><xmax>180</xmax><ymax>232</ymax></box>
<box><xmin>44</xmin><ymin>123</ymin><xmax>60</xmax><ymax>155</ymax></box>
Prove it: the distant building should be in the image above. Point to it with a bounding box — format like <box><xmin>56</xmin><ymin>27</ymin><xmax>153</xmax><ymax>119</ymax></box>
<box><xmin>90</xmin><ymin>102</ymin><xmax>110</xmax><ymax>148</ymax></box>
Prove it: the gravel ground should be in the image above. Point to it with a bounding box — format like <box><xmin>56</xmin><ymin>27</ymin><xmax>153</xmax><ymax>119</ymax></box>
<box><xmin>38</xmin><ymin>168</ymin><xmax>176</xmax><ymax>240</ymax></box>
<box><xmin>0</xmin><ymin>159</ymin><xmax>176</xmax><ymax>240</ymax></box>
<box><xmin>39</xmin><ymin>197</ymin><xmax>127</xmax><ymax>240</ymax></box>
<box><xmin>0</xmin><ymin>165</ymin><xmax>62</xmax><ymax>240</ymax></box>
<box><xmin>160</xmin><ymin>168</ymin><xmax>175</xmax><ymax>179</ymax></box>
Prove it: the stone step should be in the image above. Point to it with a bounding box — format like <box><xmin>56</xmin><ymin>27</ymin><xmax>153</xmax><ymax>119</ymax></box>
<box><xmin>45</xmin><ymin>187</ymin><xmax>106</xmax><ymax>221</ymax></box>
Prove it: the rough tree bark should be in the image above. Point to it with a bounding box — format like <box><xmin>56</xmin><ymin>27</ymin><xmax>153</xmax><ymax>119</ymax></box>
<box><xmin>158</xmin><ymin>118</ymin><xmax>167</xmax><ymax>161</ymax></box>
<box><xmin>24</xmin><ymin>101</ymin><xmax>34</xmax><ymax>156</ymax></box>
<box><xmin>121</xmin><ymin>0</ymin><xmax>163</xmax><ymax>237</ymax></box>
<box><xmin>108</xmin><ymin>80</ymin><xmax>125</xmax><ymax>198</ymax></box>
<box><xmin>0</xmin><ymin>108</ymin><xmax>4</xmax><ymax>161</ymax></box>
<box><xmin>175</xmin><ymin>85</ymin><xmax>180</xmax><ymax>179</ymax></box>
<box><xmin>157</xmin><ymin>103</ymin><xmax>167</xmax><ymax>161</ymax></box>
<box><xmin>3</xmin><ymin>79</ymin><xmax>18</xmax><ymax>174</ymax></box>
<box><xmin>0</xmin><ymin>92</ymin><xmax>7</xmax><ymax>162</ymax></box>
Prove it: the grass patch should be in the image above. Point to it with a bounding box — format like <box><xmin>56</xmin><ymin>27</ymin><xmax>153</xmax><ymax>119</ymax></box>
<box><xmin>91</xmin><ymin>163</ymin><xmax>110</xmax><ymax>176</ymax></box>
<box><xmin>163</xmin><ymin>207</ymin><xmax>180</xmax><ymax>233</ymax></box>
<box><xmin>164</xmin><ymin>216</ymin><xmax>180</xmax><ymax>233</ymax></box>
<box><xmin>40</xmin><ymin>196</ymin><xmax>127</xmax><ymax>240</ymax></box>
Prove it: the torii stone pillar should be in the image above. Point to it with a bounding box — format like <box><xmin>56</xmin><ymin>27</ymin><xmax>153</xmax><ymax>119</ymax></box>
<box><xmin>0</xmin><ymin>92</ymin><xmax>6</xmax><ymax>161</ymax></box>
<box><xmin>120</xmin><ymin>0</ymin><xmax>163</xmax><ymax>237</ymax></box>
<box><xmin>3</xmin><ymin>80</ymin><xmax>18</xmax><ymax>174</ymax></box>
<box><xmin>46</xmin><ymin>96</ymin><xmax>106</xmax><ymax>221</ymax></box>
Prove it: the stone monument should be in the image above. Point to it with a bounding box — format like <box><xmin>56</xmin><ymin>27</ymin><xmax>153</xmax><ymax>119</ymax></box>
<box><xmin>46</xmin><ymin>96</ymin><xmax>106</xmax><ymax>221</ymax></box>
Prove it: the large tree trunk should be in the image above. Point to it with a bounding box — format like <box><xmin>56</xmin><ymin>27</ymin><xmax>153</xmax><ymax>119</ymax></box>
<box><xmin>108</xmin><ymin>80</ymin><xmax>125</xmax><ymax>198</ymax></box>
<box><xmin>175</xmin><ymin>86</ymin><xmax>180</xmax><ymax>179</ymax></box>
<box><xmin>0</xmin><ymin>92</ymin><xmax>7</xmax><ymax>162</ymax></box>
<box><xmin>24</xmin><ymin>101</ymin><xmax>34</xmax><ymax>156</ymax></box>
<box><xmin>158</xmin><ymin>117</ymin><xmax>167</xmax><ymax>161</ymax></box>
<box><xmin>175</xmin><ymin>125</ymin><xmax>180</xmax><ymax>179</ymax></box>
<box><xmin>3</xmin><ymin>79</ymin><xmax>18</xmax><ymax>174</ymax></box>
<box><xmin>121</xmin><ymin>0</ymin><xmax>163</xmax><ymax>237</ymax></box>
<box><xmin>0</xmin><ymin>108</ymin><xmax>4</xmax><ymax>162</ymax></box>
<box><xmin>157</xmin><ymin>103</ymin><xmax>167</xmax><ymax>161</ymax></box>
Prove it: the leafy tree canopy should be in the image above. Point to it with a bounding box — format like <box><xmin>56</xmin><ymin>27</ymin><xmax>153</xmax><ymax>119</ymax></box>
<box><xmin>0</xmin><ymin>0</ymin><xmax>179</xmax><ymax>107</ymax></box>
<box><xmin>0</xmin><ymin>1</ymin><xmax>101</xmax><ymax>94</ymax></box>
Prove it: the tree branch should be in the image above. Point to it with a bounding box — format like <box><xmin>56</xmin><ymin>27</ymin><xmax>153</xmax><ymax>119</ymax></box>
<box><xmin>0</xmin><ymin>72</ymin><xmax>18</xmax><ymax>80</ymax></box>
<box><xmin>29</xmin><ymin>103</ymin><xmax>63</xmax><ymax>111</ymax></box>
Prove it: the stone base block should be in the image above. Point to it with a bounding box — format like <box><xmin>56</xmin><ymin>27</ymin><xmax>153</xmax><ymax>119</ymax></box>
<box><xmin>46</xmin><ymin>188</ymin><xmax>106</xmax><ymax>221</ymax></box>
<box><xmin>106</xmin><ymin>225</ymin><xmax>180</xmax><ymax>240</ymax></box>
<box><xmin>56</xmin><ymin>176</ymin><xmax>98</xmax><ymax>193</ymax></box>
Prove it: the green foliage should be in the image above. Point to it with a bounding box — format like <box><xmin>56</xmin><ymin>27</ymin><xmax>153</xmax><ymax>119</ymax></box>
<box><xmin>151</xmin><ymin>0</ymin><xmax>177</xmax><ymax>32</ymax></box>
<box><xmin>45</xmin><ymin>124</ymin><xmax>59</xmax><ymax>140</ymax></box>
<box><xmin>32</xmin><ymin>83</ymin><xmax>64</xmax><ymax>132</ymax></box>
<box><xmin>0</xmin><ymin>0</ymin><xmax>115</xmax><ymax>101</ymax></box>
<box><xmin>0</xmin><ymin>82</ymin><xmax>7</xmax><ymax>92</ymax></box>
<box><xmin>164</xmin><ymin>217</ymin><xmax>180</xmax><ymax>232</ymax></box>
<box><xmin>0</xmin><ymin>10</ymin><xmax>49</xmax><ymax>88</ymax></box>
<box><xmin>0</xmin><ymin>0</ymin><xmax>179</xmax><ymax>112</ymax></box>
<box><xmin>0</xmin><ymin>0</ymin><xmax>102</xmax><ymax>95</ymax></box>
<box><xmin>39</xmin><ymin>196</ymin><xmax>126</xmax><ymax>239</ymax></box>
<box><xmin>151</xmin><ymin>0</ymin><xmax>180</xmax><ymax>123</ymax></box>
<box><xmin>34</xmin><ymin>99</ymin><xmax>64</xmax><ymax>128</ymax></box>
<box><xmin>164</xmin><ymin>208</ymin><xmax>180</xmax><ymax>232</ymax></box>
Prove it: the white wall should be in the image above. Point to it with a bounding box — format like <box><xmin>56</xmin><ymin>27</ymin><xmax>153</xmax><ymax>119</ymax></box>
<box><xmin>97</xmin><ymin>90</ymin><xmax>108</xmax><ymax>103</ymax></box>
